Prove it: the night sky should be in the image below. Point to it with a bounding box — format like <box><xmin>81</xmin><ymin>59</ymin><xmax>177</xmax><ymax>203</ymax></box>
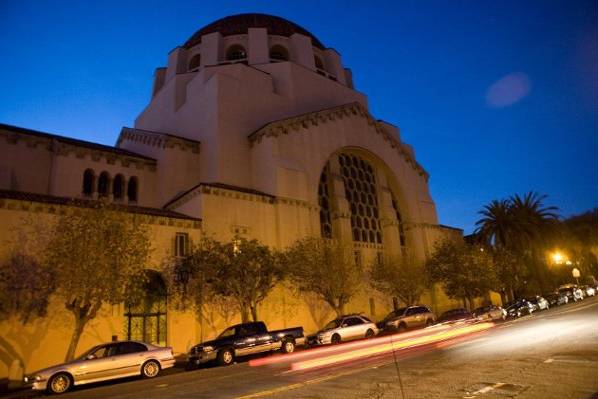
<box><xmin>1</xmin><ymin>1</ymin><xmax>596</xmax><ymax>233</ymax></box>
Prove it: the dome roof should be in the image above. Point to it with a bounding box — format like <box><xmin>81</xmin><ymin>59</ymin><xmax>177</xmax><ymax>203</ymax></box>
<box><xmin>183</xmin><ymin>13</ymin><xmax>325</xmax><ymax>50</ymax></box>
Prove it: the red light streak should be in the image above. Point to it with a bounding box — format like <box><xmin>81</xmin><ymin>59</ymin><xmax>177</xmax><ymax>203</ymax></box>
<box><xmin>290</xmin><ymin>322</ymin><xmax>494</xmax><ymax>371</ymax></box>
<box><xmin>249</xmin><ymin>324</ymin><xmax>454</xmax><ymax>367</ymax></box>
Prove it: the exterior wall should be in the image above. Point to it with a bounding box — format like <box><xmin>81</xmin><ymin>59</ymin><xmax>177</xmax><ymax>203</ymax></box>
<box><xmin>0</xmin><ymin>201</ymin><xmax>201</xmax><ymax>381</ymax></box>
<box><xmin>0</xmin><ymin>133</ymin><xmax>52</xmax><ymax>193</ymax></box>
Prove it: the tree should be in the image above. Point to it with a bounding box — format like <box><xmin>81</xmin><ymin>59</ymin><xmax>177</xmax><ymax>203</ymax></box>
<box><xmin>45</xmin><ymin>201</ymin><xmax>151</xmax><ymax>361</ymax></box>
<box><xmin>169</xmin><ymin>236</ymin><xmax>282</xmax><ymax>323</ymax></box>
<box><xmin>284</xmin><ymin>237</ymin><xmax>361</xmax><ymax>317</ymax></box>
<box><xmin>427</xmin><ymin>240</ymin><xmax>497</xmax><ymax>309</ymax></box>
<box><xmin>370</xmin><ymin>254</ymin><xmax>428</xmax><ymax>306</ymax></box>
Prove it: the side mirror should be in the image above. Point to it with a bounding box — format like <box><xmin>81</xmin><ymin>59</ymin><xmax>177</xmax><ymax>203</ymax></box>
<box><xmin>341</xmin><ymin>323</ymin><xmax>348</xmax><ymax>328</ymax></box>
<box><xmin>86</xmin><ymin>354</ymin><xmax>96</xmax><ymax>360</ymax></box>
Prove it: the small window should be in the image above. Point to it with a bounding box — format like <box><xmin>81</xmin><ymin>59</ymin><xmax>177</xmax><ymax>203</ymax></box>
<box><xmin>174</xmin><ymin>232</ymin><xmax>189</xmax><ymax>257</ymax></box>
<box><xmin>82</xmin><ymin>169</ymin><xmax>95</xmax><ymax>196</ymax></box>
<box><xmin>188</xmin><ymin>53</ymin><xmax>201</xmax><ymax>70</ymax></box>
<box><xmin>226</xmin><ymin>44</ymin><xmax>247</xmax><ymax>61</ymax></box>
<box><xmin>346</xmin><ymin>317</ymin><xmax>364</xmax><ymax>326</ymax></box>
<box><xmin>269</xmin><ymin>45</ymin><xmax>289</xmax><ymax>61</ymax></box>
<box><xmin>127</xmin><ymin>176</ymin><xmax>138</xmax><ymax>202</ymax></box>
<box><xmin>113</xmin><ymin>174</ymin><xmax>125</xmax><ymax>200</ymax></box>
<box><xmin>98</xmin><ymin>171</ymin><xmax>110</xmax><ymax>198</ymax></box>
<box><xmin>406</xmin><ymin>307</ymin><xmax>417</xmax><ymax>316</ymax></box>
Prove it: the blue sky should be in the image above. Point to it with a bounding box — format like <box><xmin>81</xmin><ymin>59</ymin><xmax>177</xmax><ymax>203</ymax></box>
<box><xmin>1</xmin><ymin>1</ymin><xmax>596</xmax><ymax>233</ymax></box>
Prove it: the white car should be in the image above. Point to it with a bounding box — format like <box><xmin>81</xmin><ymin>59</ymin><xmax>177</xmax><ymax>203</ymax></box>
<box><xmin>582</xmin><ymin>285</ymin><xmax>595</xmax><ymax>297</ymax></box>
<box><xmin>308</xmin><ymin>314</ymin><xmax>378</xmax><ymax>345</ymax></box>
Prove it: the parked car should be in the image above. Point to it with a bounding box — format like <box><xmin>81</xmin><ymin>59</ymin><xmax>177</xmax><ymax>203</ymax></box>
<box><xmin>23</xmin><ymin>341</ymin><xmax>174</xmax><ymax>394</ymax></box>
<box><xmin>307</xmin><ymin>314</ymin><xmax>378</xmax><ymax>346</ymax></box>
<box><xmin>544</xmin><ymin>292</ymin><xmax>568</xmax><ymax>306</ymax></box>
<box><xmin>377</xmin><ymin>305</ymin><xmax>435</xmax><ymax>332</ymax></box>
<box><xmin>526</xmin><ymin>296</ymin><xmax>550</xmax><ymax>311</ymax></box>
<box><xmin>581</xmin><ymin>285</ymin><xmax>596</xmax><ymax>297</ymax></box>
<box><xmin>188</xmin><ymin>321</ymin><xmax>304</xmax><ymax>368</ymax></box>
<box><xmin>558</xmin><ymin>284</ymin><xmax>584</xmax><ymax>302</ymax></box>
<box><xmin>505</xmin><ymin>299</ymin><xmax>535</xmax><ymax>318</ymax></box>
<box><xmin>473</xmin><ymin>305</ymin><xmax>506</xmax><ymax>321</ymax></box>
<box><xmin>437</xmin><ymin>308</ymin><xmax>474</xmax><ymax>324</ymax></box>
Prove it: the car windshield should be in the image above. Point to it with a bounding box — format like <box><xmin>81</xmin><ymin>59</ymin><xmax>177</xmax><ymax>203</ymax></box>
<box><xmin>474</xmin><ymin>306</ymin><xmax>490</xmax><ymax>313</ymax></box>
<box><xmin>218</xmin><ymin>326</ymin><xmax>237</xmax><ymax>338</ymax></box>
<box><xmin>323</xmin><ymin>319</ymin><xmax>342</xmax><ymax>330</ymax></box>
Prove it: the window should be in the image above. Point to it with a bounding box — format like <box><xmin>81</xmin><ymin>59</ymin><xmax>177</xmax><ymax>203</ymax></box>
<box><xmin>226</xmin><ymin>44</ymin><xmax>247</xmax><ymax>61</ymax></box>
<box><xmin>127</xmin><ymin>176</ymin><xmax>138</xmax><ymax>202</ymax></box>
<box><xmin>345</xmin><ymin>317</ymin><xmax>364</xmax><ymax>326</ymax></box>
<box><xmin>188</xmin><ymin>53</ymin><xmax>201</xmax><ymax>70</ymax></box>
<box><xmin>314</xmin><ymin>55</ymin><xmax>324</xmax><ymax>71</ymax></box>
<box><xmin>116</xmin><ymin>342</ymin><xmax>147</xmax><ymax>355</ymax></box>
<box><xmin>406</xmin><ymin>307</ymin><xmax>417</xmax><ymax>316</ymax></box>
<box><xmin>82</xmin><ymin>169</ymin><xmax>95</xmax><ymax>196</ymax></box>
<box><xmin>113</xmin><ymin>174</ymin><xmax>125</xmax><ymax>200</ymax></box>
<box><xmin>174</xmin><ymin>232</ymin><xmax>189</xmax><ymax>258</ymax></box>
<box><xmin>391</xmin><ymin>195</ymin><xmax>407</xmax><ymax>246</ymax></box>
<box><xmin>269</xmin><ymin>45</ymin><xmax>289</xmax><ymax>61</ymax></box>
<box><xmin>339</xmin><ymin>153</ymin><xmax>382</xmax><ymax>244</ymax></box>
<box><xmin>98</xmin><ymin>171</ymin><xmax>110</xmax><ymax>198</ymax></box>
<box><xmin>318</xmin><ymin>162</ymin><xmax>333</xmax><ymax>238</ymax></box>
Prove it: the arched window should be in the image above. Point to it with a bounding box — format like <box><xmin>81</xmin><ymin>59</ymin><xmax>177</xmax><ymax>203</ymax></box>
<box><xmin>269</xmin><ymin>45</ymin><xmax>289</xmax><ymax>61</ymax></box>
<box><xmin>339</xmin><ymin>153</ymin><xmax>382</xmax><ymax>244</ymax></box>
<box><xmin>97</xmin><ymin>171</ymin><xmax>110</xmax><ymax>198</ymax></box>
<box><xmin>318</xmin><ymin>162</ymin><xmax>333</xmax><ymax>238</ymax></box>
<box><xmin>226</xmin><ymin>44</ymin><xmax>247</xmax><ymax>61</ymax></box>
<box><xmin>125</xmin><ymin>271</ymin><xmax>167</xmax><ymax>346</ymax></box>
<box><xmin>82</xmin><ymin>169</ymin><xmax>95</xmax><ymax>197</ymax></box>
<box><xmin>391</xmin><ymin>195</ymin><xmax>407</xmax><ymax>247</ymax></box>
<box><xmin>113</xmin><ymin>174</ymin><xmax>125</xmax><ymax>201</ymax></box>
<box><xmin>314</xmin><ymin>55</ymin><xmax>325</xmax><ymax>71</ymax></box>
<box><xmin>127</xmin><ymin>176</ymin><xmax>138</xmax><ymax>202</ymax></box>
<box><xmin>188</xmin><ymin>53</ymin><xmax>201</xmax><ymax>70</ymax></box>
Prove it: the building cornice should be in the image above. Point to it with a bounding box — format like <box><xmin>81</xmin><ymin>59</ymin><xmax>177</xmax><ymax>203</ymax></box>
<box><xmin>247</xmin><ymin>102</ymin><xmax>429</xmax><ymax>180</ymax></box>
<box><xmin>117</xmin><ymin>127</ymin><xmax>201</xmax><ymax>154</ymax></box>
<box><xmin>0</xmin><ymin>123</ymin><xmax>157</xmax><ymax>171</ymax></box>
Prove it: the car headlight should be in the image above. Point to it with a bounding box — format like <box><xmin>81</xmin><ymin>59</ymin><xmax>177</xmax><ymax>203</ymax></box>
<box><xmin>202</xmin><ymin>346</ymin><xmax>214</xmax><ymax>352</ymax></box>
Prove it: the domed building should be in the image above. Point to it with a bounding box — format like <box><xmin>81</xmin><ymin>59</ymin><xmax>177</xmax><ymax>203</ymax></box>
<box><xmin>0</xmin><ymin>14</ymin><xmax>463</xmax><ymax>378</ymax></box>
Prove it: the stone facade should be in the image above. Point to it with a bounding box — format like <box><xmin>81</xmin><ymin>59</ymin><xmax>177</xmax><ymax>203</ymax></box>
<box><xmin>0</xmin><ymin>14</ymin><xmax>470</xmax><ymax>381</ymax></box>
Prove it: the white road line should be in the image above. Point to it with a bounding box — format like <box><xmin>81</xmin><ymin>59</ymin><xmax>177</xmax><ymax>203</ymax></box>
<box><xmin>464</xmin><ymin>382</ymin><xmax>506</xmax><ymax>398</ymax></box>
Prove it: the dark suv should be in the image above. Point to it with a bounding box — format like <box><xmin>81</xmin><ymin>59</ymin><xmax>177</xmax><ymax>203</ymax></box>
<box><xmin>378</xmin><ymin>305</ymin><xmax>435</xmax><ymax>332</ymax></box>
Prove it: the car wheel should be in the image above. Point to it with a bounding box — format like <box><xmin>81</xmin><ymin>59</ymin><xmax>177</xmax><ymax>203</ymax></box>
<box><xmin>331</xmin><ymin>334</ymin><xmax>341</xmax><ymax>344</ymax></box>
<box><xmin>397</xmin><ymin>323</ymin><xmax>407</xmax><ymax>332</ymax></box>
<box><xmin>426</xmin><ymin>319</ymin><xmax>433</xmax><ymax>327</ymax></box>
<box><xmin>142</xmin><ymin>360</ymin><xmax>161</xmax><ymax>378</ymax></box>
<box><xmin>281</xmin><ymin>339</ymin><xmax>295</xmax><ymax>353</ymax></box>
<box><xmin>516</xmin><ymin>310</ymin><xmax>521</xmax><ymax>318</ymax></box>
<box><xmin>48</xmin><ymin>372</ymin><xmax>72</xmax><ymax>395</ymax></box>
<box><xmin>217</xmin><ymin>348</ymin><xmax>234</xmax><ymax>366</ymax></box>
<box><xmin>365</xmin><ymin>329</ymin><xmax>375</xmax><ymax>338</ymax></box>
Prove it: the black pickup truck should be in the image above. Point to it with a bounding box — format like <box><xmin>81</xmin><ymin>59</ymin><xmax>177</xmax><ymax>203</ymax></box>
<box><xmin>187</xmin><ymin>321</ymin><xmax>305</xmax><ymax>367</ymax></box>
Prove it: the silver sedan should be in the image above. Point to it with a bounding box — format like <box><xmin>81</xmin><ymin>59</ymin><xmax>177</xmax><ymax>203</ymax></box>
<box><xmin>310</xmin><ymin>314</ymin><xmax>378</xmax><ymax>345</ymax></box>
<box><xmin>24</xmin><ymin>341</ymin><xmax>175</xmax><ymax>394</ymax></box>
<box><xmin>473</xmin><ymin>305</ymin><xmax>507</xmax><ymax>321</ymax></box>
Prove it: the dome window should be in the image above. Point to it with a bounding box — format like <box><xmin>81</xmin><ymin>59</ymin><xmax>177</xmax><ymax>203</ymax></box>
<box><xmin>98</xmin><ymin>171</ymin><xmax>111</xmax><ymax>198</ymax></box>
<box><xmin>226</xmin><ymin>44</ymin><xmax>247</xmax><ymax>62</ymax></box>
<box><xmin>188</xmin><ymin>54</ymin><xmax>201</xmax><ymax>71</ymax></box>
<box><xmin>269</xmin><ymin>45</ymin><xmax>289</xmax><ymax>61</ymax></box>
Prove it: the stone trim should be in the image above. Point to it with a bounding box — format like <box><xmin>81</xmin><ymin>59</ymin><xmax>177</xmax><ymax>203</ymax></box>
<box><xmin>117</xmin><ymin>127</ymin><xmax>201</xmax><ymax>154</ymax></box>
<box><xmin>247</xmin><ymin>102</ymin><xmax>429</xmax><ymax>180</ymax></box>
<box><xmin>0</xmin><ymin>124</ymin><xmax>157</xmax><ymax>171</ymax></box>
<box><xmin>0</xmin><ymin>189</ymin><xmax>201</xmax><ymax>229</ymax></box>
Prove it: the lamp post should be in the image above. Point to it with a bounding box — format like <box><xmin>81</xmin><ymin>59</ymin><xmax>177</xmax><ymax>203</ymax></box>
<box><xmin>572</xmin><ymin>268</ymin><xmax>580</xmax><ymax>286</ymax></box>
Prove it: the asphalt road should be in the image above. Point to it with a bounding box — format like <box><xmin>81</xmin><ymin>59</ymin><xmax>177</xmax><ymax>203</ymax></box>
<box><xmin>6</xmin><ymin>297</ymin><xmax>598</xmax><ymax>399</ymax></box>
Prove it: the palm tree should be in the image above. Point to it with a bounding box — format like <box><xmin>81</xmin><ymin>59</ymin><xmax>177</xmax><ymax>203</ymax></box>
<box><xmin>474</xmin><ymin>199</ymin><xmax>514</xmax><ymax>248</ymax></box>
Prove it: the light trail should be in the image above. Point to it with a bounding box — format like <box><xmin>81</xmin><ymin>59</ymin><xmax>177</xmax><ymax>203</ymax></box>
<box><xmin>249</xmin><ymin>324</ymin><xmax>455</xmax><ymax>367</ymax></box>
<box><xmin>290</xmin><ymin>322</ymin><xmax>495</xmax><ymax>371</ymax></box>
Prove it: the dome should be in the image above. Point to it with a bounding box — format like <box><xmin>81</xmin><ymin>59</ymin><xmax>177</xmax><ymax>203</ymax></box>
<box><xmin>183</xmin><ymin>13</ymin><xmax>325</xmax><ymax>50</ymax></box>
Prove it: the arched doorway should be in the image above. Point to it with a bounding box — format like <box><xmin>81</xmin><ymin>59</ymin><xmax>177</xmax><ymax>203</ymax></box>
<box><xmin>125</xmin><ymin>271</ymin><xmax>167</xmax><ymax>346</ymax></box>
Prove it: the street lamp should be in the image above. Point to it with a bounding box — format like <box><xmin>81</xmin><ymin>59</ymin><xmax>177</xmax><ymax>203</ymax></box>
<box><xmin>551</xmin><ymin>251</ymin><xmax>564</xmax><ymax>264</ymax></box>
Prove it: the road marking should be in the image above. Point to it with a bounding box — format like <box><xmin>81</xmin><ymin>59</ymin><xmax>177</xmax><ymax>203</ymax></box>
<box><xmin>463</xmin><ymin>382</ymin><xmax>505</xmax><ymax>398</ymax></box>
<box><xmin>544</xmin><ymin>358</ymin><xmax>554</xmax><ymax>363</ymax></box>
<box><xmin>235</xmin><ymin>366</ymin><xmax>374</xmax><ymax>398</ymax></box>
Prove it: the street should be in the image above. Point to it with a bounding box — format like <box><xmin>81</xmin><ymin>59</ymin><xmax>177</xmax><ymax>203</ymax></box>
<box><xmin>6</xmin><ymin>297</ymin><xmax>598</xmax><ymax>399</ymax></box>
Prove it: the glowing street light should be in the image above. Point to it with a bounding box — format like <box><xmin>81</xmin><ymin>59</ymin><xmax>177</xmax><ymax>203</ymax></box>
<box><xmin>551</xmin><ymin>251</ymin><xmax>564</xmax><ymax>264</ymax></box>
